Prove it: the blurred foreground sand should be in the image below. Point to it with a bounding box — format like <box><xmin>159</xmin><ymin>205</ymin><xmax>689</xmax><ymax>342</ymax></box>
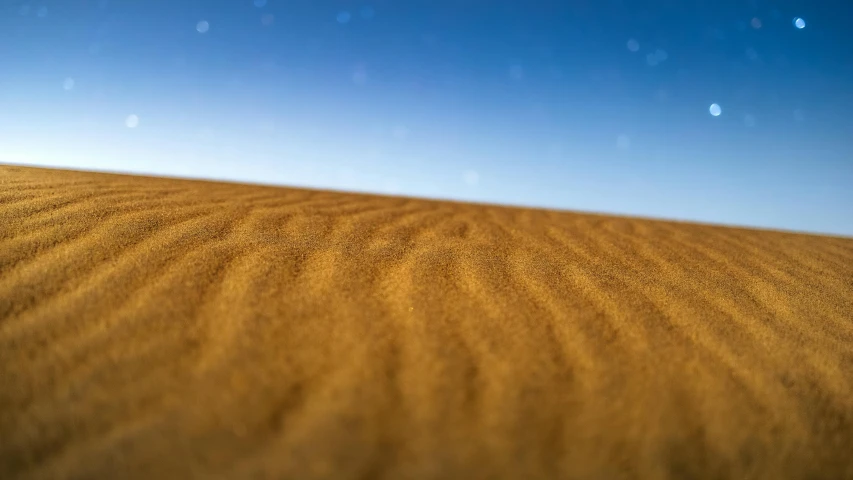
<box><xmin>1</xmin><ymin>165</ymin><xmax>852</xmax><ymax>479</ymax></box>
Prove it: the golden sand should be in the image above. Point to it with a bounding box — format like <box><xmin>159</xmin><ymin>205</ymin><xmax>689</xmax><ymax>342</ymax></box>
<box><xmin>1</xmin><ymin>165</ymin><xmax>852</xmax><ymax>479</ymax></box>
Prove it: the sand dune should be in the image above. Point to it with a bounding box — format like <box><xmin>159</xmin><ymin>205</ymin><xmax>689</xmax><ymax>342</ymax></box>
<box><xmin>1</xmin><ymin>165</ymin><xmax>852</xmax><ymax>480</ymax></box>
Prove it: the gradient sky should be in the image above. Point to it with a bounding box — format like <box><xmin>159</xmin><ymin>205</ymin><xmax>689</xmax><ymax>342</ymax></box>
<box><xmin>2</xmin><ymin>0</ymin><xmax>852</xmax><ymax>236</ymax></box>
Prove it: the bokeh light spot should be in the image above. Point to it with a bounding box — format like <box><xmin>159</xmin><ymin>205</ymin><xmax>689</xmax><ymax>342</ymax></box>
<box><xmin>709</xmin><ymin>103</ymin><xmax>722</xmax><ymax>116</ymax></box>
<box><xmin>62</xmin><ymin>78</ymin><xmax>75</xmax><ymax>91</ymax></box>
<box><xmin>751</xmin><ymin>18</ymin><xmax>762</xmax><ymax>29</ymax></box>
<box><xmin>794</xmin><ymin>17</ymin><xmax>806</xmax><ymax>29</ymax></box>
<box><xmin>337</xmin><ymin>11</ymin><xmax>351</xmax><ymax>24</ymax></box>
<box><xmin>261</xmin><ymin>13</ymin><xmax>274</xmax><ymax>26</ymax></box>
<box><xmin>645</xmin><ymin>48</ymin><xmax>669</xmax><ymax>66</ymax></box>
<box><xmin>646</xmin><ymin>53</ymin><xmax>659</xmax><ymax>67</ymax></box>
<box><xmin>125</xmin><ymin>114</ymin><xmax>140</xmax><ymax>128</ymax></box>
<box><xmin>627</xmin><ymin>39</ymin><xmax>639</xmax><ymax>52</ymax></box>
<box><xmin>196</xmin><ymin>20</ymin><xmax>210</xmax><ymax>33</ymax></box>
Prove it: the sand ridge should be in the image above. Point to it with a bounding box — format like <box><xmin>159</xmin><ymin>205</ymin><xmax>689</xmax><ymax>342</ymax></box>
<box><xmin>1</xmin><ymin>165</ymin><xmax>852</xmax><ymax>479</ymax></box>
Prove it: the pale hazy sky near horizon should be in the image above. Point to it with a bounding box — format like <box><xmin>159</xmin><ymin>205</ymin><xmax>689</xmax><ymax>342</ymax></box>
<box><xmin>2</xmin><ymin>0</ymin><xmax>852</xmax><ymax>236</ymax></box>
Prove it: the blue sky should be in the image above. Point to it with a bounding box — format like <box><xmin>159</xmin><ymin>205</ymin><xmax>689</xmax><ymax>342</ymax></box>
<box><xmin>1</xmin><ymin>0</ymin><xmax>851</xmax><ymax>236</ymax></box>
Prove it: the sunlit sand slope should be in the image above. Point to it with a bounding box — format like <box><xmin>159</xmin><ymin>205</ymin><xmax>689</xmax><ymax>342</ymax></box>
<box><xmin>1</xmin><ymin>165</ymin><xmax>852</xmax><ymax>480</ymax></box>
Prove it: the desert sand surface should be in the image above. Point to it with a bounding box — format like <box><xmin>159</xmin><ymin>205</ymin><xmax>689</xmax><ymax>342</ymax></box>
<box><xmin>1</xmin><ymin>165</ymin><xmax>852</xmax><ymax>480</ymax></box>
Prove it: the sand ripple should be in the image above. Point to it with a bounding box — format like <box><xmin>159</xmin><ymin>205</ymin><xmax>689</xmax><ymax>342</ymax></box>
<box><xmin>1</xmin><ymin>166</ymin><xmax>852</xmax><ymax>479</ymax></box>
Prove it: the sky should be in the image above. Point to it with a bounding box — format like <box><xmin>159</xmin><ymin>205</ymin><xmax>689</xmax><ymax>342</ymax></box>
<box><xmin>1</xmin><ymin>0</ymin><xmax>852</xmax><ymax>236</ymax></box>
